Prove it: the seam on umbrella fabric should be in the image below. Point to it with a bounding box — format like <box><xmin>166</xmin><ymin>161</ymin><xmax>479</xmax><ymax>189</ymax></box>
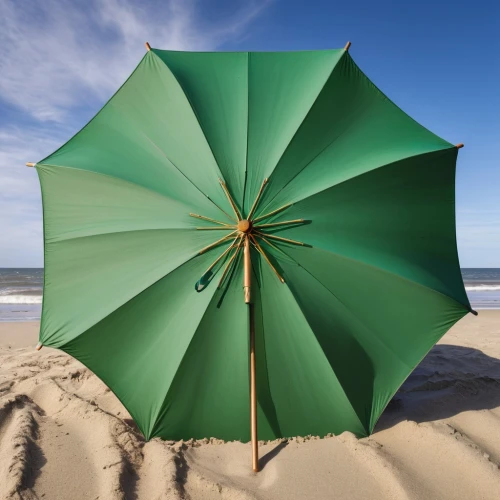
<box><xmin>37</xmin><ymin>163</ymin><xmax>216</xmax><ymax>219</ymax></box>
<box><xmin>257</xmin><ymin>248</ymin><xmax>369</xmax><ymax>434</ymax></box>
<box><xmin>292</xmin><ymin>240</ymin><xmax>470</xmax><ymax>313</ymax></box>
<box><xmin>45</xmin><ymin>251</ymin><xmax>202</xmax><ymax>348</ymax></box>
<box><xmin>241</xmin><ymin>52</ymin><xmax>251</xmax><ymax>214</ymax></box>
<box><xmin>278</xmin><ymin>251</ymin><xmax>410</xmax><ymax>433</ymax></box>
<box><xmin>149</xmin><ymin>51</ymin><xmax>229</xmax><ymax>205</ymax></box>
<box><xmin>250</xmin><ymin>50</ymin><xmax>346</xmax><ymax>213</ymax></box>
<box><xmin>44</xmin><ymin>227</ymin><xmax>197</xmax><ymax>244</ymax></box>
<box><xmin>148</xmin><ymin>278</ymin><xmax>240</xmax><ymax>439</ymax></box>
<box><xmin>260</xmin><ymin>140</ymin><xmax>453</xmax><ymax>219</ymax></box>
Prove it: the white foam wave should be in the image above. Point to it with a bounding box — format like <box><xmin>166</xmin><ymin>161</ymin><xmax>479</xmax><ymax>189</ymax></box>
<box><xmin>465</xmin><ymin>285</ymin><xmax>500</xmax><ymax>292</ymax></box>
<box><xmin>0</xmin><ymin>295</ymin><xmax>42</xmax><ymax>304</ymax></box>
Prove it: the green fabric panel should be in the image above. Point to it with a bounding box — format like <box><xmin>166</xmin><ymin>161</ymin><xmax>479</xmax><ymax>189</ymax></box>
<box><xmin>252</xmin><ymin>273</ymin><xmax>284</xmax><ymax>440</ymax></box>
<box><xmin>37</xmin><ymin>165</ymin><xmax>216</xmax><ymax>243</ymax></box>
<box><xmin>274</xmin><ymin>245</ymin><xmax>468</xmax><ymax>432</ymax></box>
<box><xmin>154</xmin><ymin>50</ymin><xmax>248</xmax><ymax>209</ymax></box>
<box><xmin>263</xmin><ymin>148</ymin><xmax>470</xmax><ymax>308</ymax></box>
<box><xmin>62</xmin><ymin>253</ymin><xmax>218</xmax><ymax>439</ymax></box>
<box><xmin>151</xmin><ymin>260</ymin><xmax>251</xmax><ymax>441</ymax></box>
<box><xmin>40</xmin><ymin>228</ymin><xmax>217</xmax><ymax>348</ymax></box>
<box><xmin>40</xmin><ymin>52</ymin><xmax>230</xmax><ymax>215</ymax></box>
<box><xmin>257</xmin><ymin>54</ymin><xmax>452</xmax><ymax>215</ymax></box>
<box><xmin>244</xmin><ymin>50</ymin><xmax>344</xmax><ymax>212</ymax></box>
<box><xmin>255</xmin><ymin>261</ymin><xmax>367</xmax><ymax>437</ymax></box>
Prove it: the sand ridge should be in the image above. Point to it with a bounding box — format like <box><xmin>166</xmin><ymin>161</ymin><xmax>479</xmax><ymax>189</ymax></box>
<box><xmin>0</xmin><ymin>312</ymin><xmax>499</xmax><ymax>499</ymax></box>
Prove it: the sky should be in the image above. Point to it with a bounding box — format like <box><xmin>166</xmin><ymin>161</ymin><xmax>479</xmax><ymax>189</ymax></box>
<box><xmin>0</xmin><ymin>0</ymin><xmax>499</xmax><ymax>267</ymax></box>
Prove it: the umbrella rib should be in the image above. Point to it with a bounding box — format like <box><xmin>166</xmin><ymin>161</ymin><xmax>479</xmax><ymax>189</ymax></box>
<box><xmin>196</xmin><ymin>226</ymin><xmax>237</xmax><ymax>231</ymax></box>
<box><xmin>140</xmin><ymin>133</ymin><xmax>236</xmax><ymax>223</ymax></box>
<box><xmin>254</xmin><ymin>219</ymin><xmax>305</xmax><ymax>229</ymax></box>
<box><xmin>218</xmin><ymin>236</ymin><xmax>244</xmax><ymax>288</ymax></box>
<box><xmin>189</xmin><ymin>213</ymin><xmax>233</xmax><ymax>226</ymax></box>
<box><xmin>249</xmin><ymin>234</ymin><xmax>285</xmax><ymax>283</ymax></box>
<box><xmin>252</xmin><ymin>203</ymin><xmax>292</xmax><ymax>223</ymax></box>
<box><xmin>255</xmin><ymin>233</ymin><xmax>289</xmax><ymax>256</ymax></box>
<box><xmin>198</xmin><ymin>231</ymin><xmax>238</xmax><ymax>255</ymax></box>
<box><xmin>254</xmin><ymin>230</ymin><xmax>305</xmax><ymax>247</ymax></box>
<box><xmin>219</xmin><ymin>178</ymin><xmax>242</xmax><ymax>221</ymax></box>
<box><xmin>202</xmin><ymin>236</ymin><xmax>240</xmax><ymax>276</ymax></box>
<box><xmin>247</xmin><ymin>178</ymin><xmax>268</xmax><ymax>220</ymax></box>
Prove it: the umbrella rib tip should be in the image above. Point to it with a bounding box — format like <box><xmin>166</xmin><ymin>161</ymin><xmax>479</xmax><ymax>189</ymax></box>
<box><xmin>145</xmin><ymin>42</ymin><xmax>151</xmax><ymax>51</ymax></box>
<box><xmin>26</xmin><ymin>162</ymin><xmax>35</xmax><ymax>167</ymax></box>
<box><xmin>456</xmin><ymin>143</ymin><xmax>464</xmax><ymax>149</ymax></box>
<box><xmin>344</xmin><ymin>41</ymin><xmax>351</xmax><ymax>51</ymax></box>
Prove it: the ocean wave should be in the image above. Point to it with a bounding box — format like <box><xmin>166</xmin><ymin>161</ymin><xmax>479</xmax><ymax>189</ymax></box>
<box><xmin>0</xmin><ymin>295</ymin><xmax>42</xmax><ymax>304</ymax></box>
<box><xmin>465</xmin><ymin>285</ymin><xmax>500</xmax><ymax>292</ymax></box>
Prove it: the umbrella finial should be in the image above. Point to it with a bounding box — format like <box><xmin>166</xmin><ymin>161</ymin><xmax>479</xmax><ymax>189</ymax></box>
<box><xmin>344</xmin><ymin>41</ymin><xmax>351</xmax><ymax>51</ymax></box>
<box><xmin>145</xmin><ymin>42</ymin><xmax>151</xmax><ymax>51</ymax></box>
<box><xmin>456</xmin><ymin>143</ymin><xmax>464</xmax><ymax>149</ymax></box>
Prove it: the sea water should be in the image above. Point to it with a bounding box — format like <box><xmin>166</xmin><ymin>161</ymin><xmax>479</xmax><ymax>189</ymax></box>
<box><xmin>0</xmin><ymin>268</ymin><xmax>499</xmax><ymax>321</ymax></box>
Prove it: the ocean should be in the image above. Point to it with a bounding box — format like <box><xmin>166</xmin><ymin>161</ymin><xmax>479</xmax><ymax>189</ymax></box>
<box><xmin>0</xmin><ymin>268</ymin><xmax>499</xmax><ymax>322</ymax></box>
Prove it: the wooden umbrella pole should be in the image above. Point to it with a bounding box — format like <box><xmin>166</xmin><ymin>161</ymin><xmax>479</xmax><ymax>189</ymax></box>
<box><xmin>244</xmin><ymin>236</ymin><xmax>259</xmax><ymax>472</ymax></box>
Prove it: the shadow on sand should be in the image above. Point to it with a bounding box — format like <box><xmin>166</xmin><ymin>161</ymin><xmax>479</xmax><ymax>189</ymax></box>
<box><xmin>375</xmin><ymin>344</ymin><xmax>500</xmax><ymax>432</ymax></box>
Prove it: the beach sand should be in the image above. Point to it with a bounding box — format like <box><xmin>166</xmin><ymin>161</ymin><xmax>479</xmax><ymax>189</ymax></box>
<box><xmin>1</xmin><ymin>312</ymin><xmax>499</xmax><ymax>500</ymax></box>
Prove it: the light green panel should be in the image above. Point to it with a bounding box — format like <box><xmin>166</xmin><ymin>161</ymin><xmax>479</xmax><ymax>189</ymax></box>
<box><xmin>41</xmin><ymin>52</ymin><xmax>229</xmax><ymax>214</ymax></box>
<box><xmin>151</xmin><ymin>259</ymin><xmax>251</xmax><ymax>441</ymax></box>
<box><xmin>244</xmin><ymin>50</ymin><xmax>344</xmax><ymax>212</ymax></box>
<box><xmin>37</xmin><ymin>164</ymin><xmax>218</xmax><ymax>243</ymax></box>
<box><xmin>154</xmin><ymin>50</ymin><xmax>249</xmax><ymax>209</ymax></box>
<box><xmin>62</xmin><ymin>253</ymin><xmax>218</xmax><ymax>439</ymax></box>
<box><xmin>40</xmin><ymin>228</ymin><xmax>216</xmax><ymax>348</ymax></box>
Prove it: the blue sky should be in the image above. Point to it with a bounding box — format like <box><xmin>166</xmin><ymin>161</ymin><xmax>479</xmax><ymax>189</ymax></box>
<box><xmin>1</xmin><ymin>0</ymin><xmax>498</xmax><ymax>267</ymax></box>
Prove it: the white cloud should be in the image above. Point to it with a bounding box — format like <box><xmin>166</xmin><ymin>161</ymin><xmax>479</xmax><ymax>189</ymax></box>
<box><xmin>0</xmin><ymin>0</ymin><xmax>271</xmax><ymax>266</ymax></box>
<box><xmin>0</xmin><ymin>0</ymin><xmax>271</xmax><ymax>122</ymax></box>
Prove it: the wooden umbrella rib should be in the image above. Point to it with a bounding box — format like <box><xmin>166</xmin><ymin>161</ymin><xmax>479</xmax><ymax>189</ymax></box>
<box><xmin>255</xmin><ymin>219</ymin><xmax>304</xmax><ymax>229</ymax></box>
<box><xmin>217</xmin><ymin>236</ymin><xmax>243</xmax><ymax>288</ymax></box>
<box><xmin>196</xmin><ymin>226</ymin><xmax>237</xmax><ymax>231</ymax></box>
<box><xmin>252</xmin><ymin>203</ymin><xmax>292</xmax><ymax>223</ymax></box>
<box><xmin>249</xmin><ymin>234</ymin><xmax>285</xmax><ymax>283</ymax></box>
<box><xmin>203</xmin><ymin>236</ymin><xmax>240</xmax><ymax>275</ymax></box>
<box><xmin>189</xmin><ymin>213</ymin><xmax>233</xmax><ymax>226</ymax></box>
<box><xmin>198</xmin><ymin>231</ymin><xmax>238</xmax><ymax>255</ymax></box>
<box><xmin>247</xmin><ymin>178</ymin><xmax>268</xmax><ymax>220</ymax></box>
<box><xmin>254</xmin><ymin>230</ymin><xmax>305</xmax><ymax>247</ymax></box>
<box><xmin>219</xmin><ymin>178</ymin><xmax>242</xmax><ymax>221</ymax></box>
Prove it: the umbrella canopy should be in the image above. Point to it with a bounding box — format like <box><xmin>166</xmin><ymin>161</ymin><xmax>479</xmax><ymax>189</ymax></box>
<box><xmin>32</xmin><ymin>44</ymin><xmax>473</xmax><ymax>447</ymax></box>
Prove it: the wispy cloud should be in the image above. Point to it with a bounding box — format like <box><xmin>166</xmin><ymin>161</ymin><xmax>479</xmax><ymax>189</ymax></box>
<box><xmin>0</xmin><ymin>0</ymin><xmax>271</xmax><ymax>266</ymax></box>
<box><xmin>0</xmin><ymin>0</ymin><xmax>270</xmax><ymax>122</ymax></box>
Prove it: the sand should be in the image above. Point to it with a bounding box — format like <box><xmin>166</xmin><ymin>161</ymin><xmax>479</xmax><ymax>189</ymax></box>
<box><xmin>1</xmin><ymin>312</ymin><xmax>500</xmax><ymax>500</ymax></box>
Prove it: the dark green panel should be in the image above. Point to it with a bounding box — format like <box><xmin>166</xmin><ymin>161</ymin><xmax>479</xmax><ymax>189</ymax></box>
<box><xmin>265</xmin><ymin>148</ymin><xmax>470</xmax><ymax>308</ymax></box>
<box><xmin>258</xmin><ymin>54</ymin><xmax>451</xmax><ymax>215</ymax></box>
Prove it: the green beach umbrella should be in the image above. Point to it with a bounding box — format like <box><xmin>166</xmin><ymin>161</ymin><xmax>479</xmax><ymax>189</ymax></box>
<box><xmin>29</xmin><ymin>41</ymin><xmax>475</xmax><ymax>472</ymax></box>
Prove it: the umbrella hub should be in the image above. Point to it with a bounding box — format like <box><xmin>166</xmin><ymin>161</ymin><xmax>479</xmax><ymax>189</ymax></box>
<box><xmin>192</xmin><ymin>178</ymin><xmax>307</xmax><ymax>294</ymax></box>
<box><xmin>237</xmin><ymin>219</ymin><xmax>252</xmax><ymax>233</ymax></box>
